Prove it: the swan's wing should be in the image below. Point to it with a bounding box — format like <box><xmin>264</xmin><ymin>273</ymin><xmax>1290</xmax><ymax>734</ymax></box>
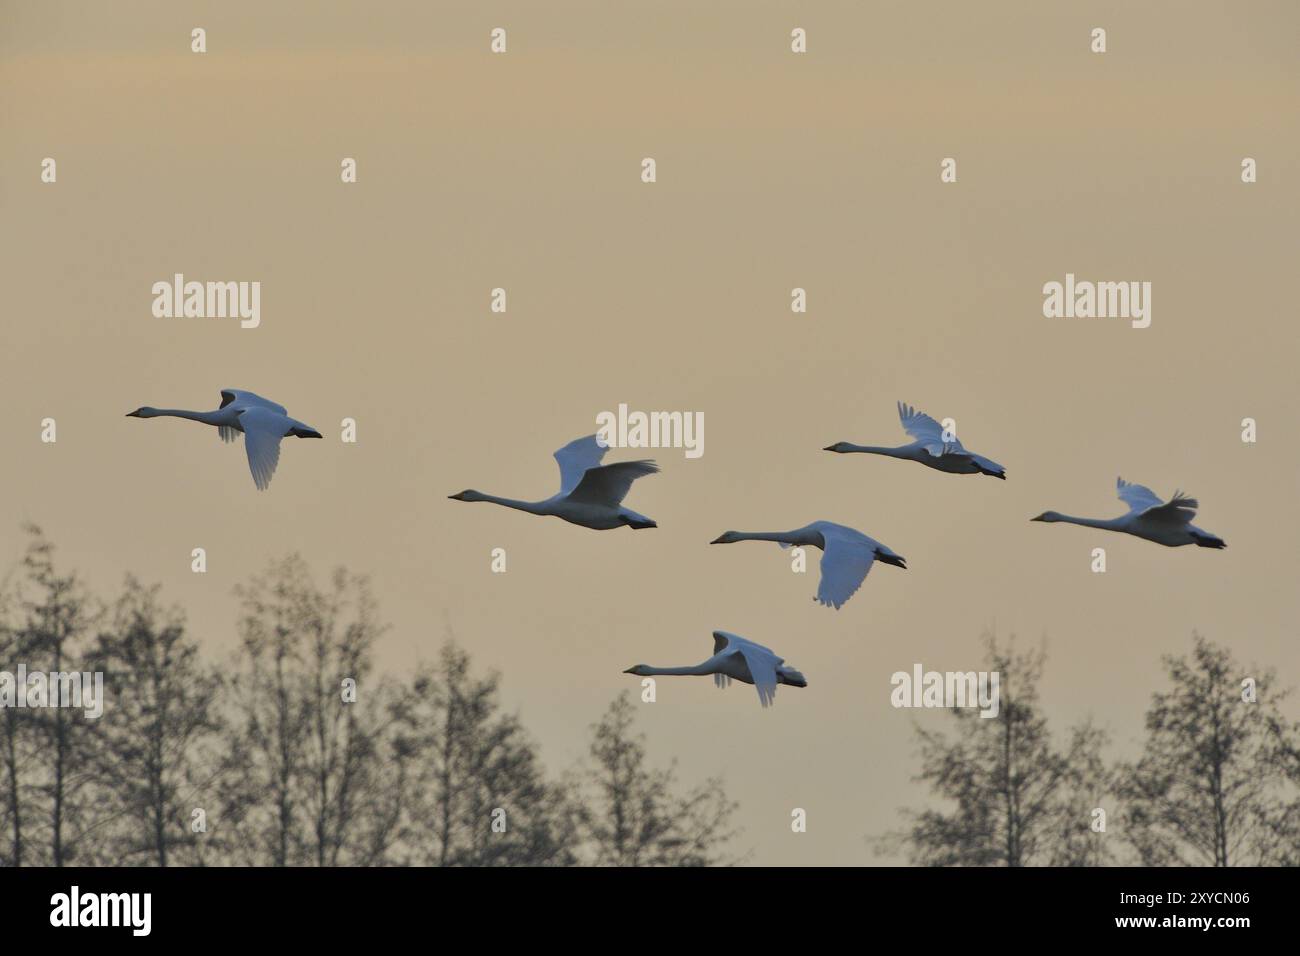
<box><xmin>815</xmin><ymin>525</ymin><xmax>876</xmax><ymax>610</ymax></box>
<box><xmin>218</xmin><ymin>426</ymin><xmax>239</xmax><ymax>444</ymax></box>
<box><xmin>734</xmin><ymin>642</ymin><xmax>781</xmax><ymax>708</ymax></box>
<box><xmin>566</xmin><ymin>460</ymin><xmax>658</xmax><ymax>507</ymax></box>
<box><xmin>554</xmin><ymin>435</ymin><xmax>608</xmax><ymax>495</ymax></box>
<box><xmin>1141</xmin><ymin>490</ymin><xmax>1199</xmax><ymax>525</ymax></box>
<box><xmin>220</xmin><ymin>389</ymin><xmax>287</xmax><ymax>416</ymax></box>
<box><xmin>710</xmin><ymin>632</ymin><xmax>782</xmax><ymax>705</ymax></box>
<box><xmin>1117</xmin><ymin>477</ymin><xmax>1197</xmax><ymax>523</ymax></box>
<box><xmin>897</xmin><ymin>401</ymin><xmax>962</xmax><ymax>455</ymax></box>
<box><xmin>712</xmin><ymin>629</ymin><xmax>780</xmax><ymax>658</ymax></box>
<box><xmin>237</xmin><ymin>407</ymin><xmax>288</xmax><ymax>490</ymax></box>
<box><xmin>1116</xmin><ymin>477</ymin><xmax>1165</xmax><ymax>514</ymax></box>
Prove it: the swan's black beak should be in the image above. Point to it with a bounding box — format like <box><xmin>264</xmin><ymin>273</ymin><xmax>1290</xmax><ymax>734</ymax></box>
<box><xmin>876</xmin><ymin>553</ymin><xmax>907</xmax><ymax>569</ymax></box>
<box><xmin>1030</xmin><ymin>514</ymin><xmax>1046</xmax><ymax>522</ymax></box>
<box><xmin>622</xmin><ymin>667</ymin><xmax>637</xmax><ymax>674</ymax></box>
<box><xmin>709</xmin><ymin>535</ymin><xmax>726</xmax><ymax>544</ymax></box>
<box><xmin>125</xmin><ymin>410</ymin><xmax>141</xmax><ymax>418</ymax></box>
<box><xmin>822</xmin><ymin>444</ymin><xmax>840</xmax><ymax>452</ymax></box>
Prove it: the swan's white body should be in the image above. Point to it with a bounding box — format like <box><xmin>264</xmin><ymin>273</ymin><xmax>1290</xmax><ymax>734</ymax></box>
<box><xmin>1033</xmin><ymin>477</ymin><xmax>1226</xmax><ymax>549</ymax></box>
<box><xmin>450</xmin><ymin>435</ymin><xmax>658</xmax><ymax>531</ymax></box>
<box><xmin>126</xmin><ymin>389</ymin><xmax>322</xmax><ymax>490</ymax></box>
<box><xmin>826</xmin><ymin>401</ymin><xmax>1006</xmax><ymax>479</ymax></box>
<box><xmin>710</xmin><ymin>520</ymin><xmax>906</xmax><ymax>609</ymax></box>
<box><xmin>624</xmin><ymin>630</ymin><xmax>807</xmax><ymax>708</ymax></box>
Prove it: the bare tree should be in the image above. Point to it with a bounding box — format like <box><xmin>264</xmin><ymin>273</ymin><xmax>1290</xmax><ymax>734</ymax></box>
<box><xmin>1262</xmin><ymin>712</ymin><xmax>1300</xmax><ymax>866</ymax></box>
<box><xmin>576</xmin><ymin>694</ymin><xmax>741</xmax><ymax>866</ymax></box>
<box><xmin>83</xmin><ymin>576</ymin><xmax>224</xmax><ymax>866</ymax></box>
<box><xmin>397</xmin><ymin>642</ymin><xmax>575</xmax><ymax>866</ymax></box>
<box><xmin>1118</xmin><ymin>634</ymin><xmax>1299</xmax><ymax>866</ymax></box>
<box><xmin>220</xmin><ymin>555</ymin><xmax>409</xmax><ymax>866</ymax></box>
<box><xmin>3</xmin><ymin>527</ymin><xmax>102</xmax><ymax>866</ymax></box>
<box><xmin>878</xmin><ymin>636</ymin><xmax>1113</xmax><ymax>866</ymax></box>
<box><xmin>0</xmin><ymin>556</ymin><xmax>30</xmax><ymax>866</ymax></box>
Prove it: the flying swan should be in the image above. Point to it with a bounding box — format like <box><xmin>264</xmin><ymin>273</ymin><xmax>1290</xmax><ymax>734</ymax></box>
<box><xmin>624</xmin><ymin>630</ymin><xmax>807</xmax><ymax>708</ymax></box>
<box><xmin>1032</xmin><ymin>477</ymin><xmax>1226</xmax><ymax>548</ymax></box>
<box><xmin>449</xmin><ymin>434</ymin><xmax>658</xmax><ymax>530</ymax></box>
<box><xmin>825</xmin><ymin>401</ymin><xmax>1006</xmax><ymax>479</ymax></box>
<box><xmin>126</xmin><ymin>389</ymin><xmax>322</xmax><ymax>490</ymax></box>
<box><xmin>709</xmin><ymin>520</ymin><xmax>906</xmax><ymax>609</ymax></box>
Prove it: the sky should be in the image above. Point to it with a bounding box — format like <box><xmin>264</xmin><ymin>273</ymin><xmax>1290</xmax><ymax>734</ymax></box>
<box><xmin>2</xmin><ymin>0</ymin><xmax>1298</xmax><ymax>865</ymax></box>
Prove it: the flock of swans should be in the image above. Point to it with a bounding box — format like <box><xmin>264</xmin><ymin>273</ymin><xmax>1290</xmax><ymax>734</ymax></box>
<box><xmin>127</xmin><ymin>391</ymin><xmax>1226</xmax><ymax>708</ymax></box>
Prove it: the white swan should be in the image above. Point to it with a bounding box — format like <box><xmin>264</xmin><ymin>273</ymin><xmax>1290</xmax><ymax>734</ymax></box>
<box><xmin>449</xmin><ymin>434</ymin><xmax>658</xmax><ymax>530</ymax></box>
<box><xmin>825</xmin><ymin>401</ymin><xmax>1006</xmax><ymax>479</ymax></box>
<box><xmin>127</xmin><ymin>389</ymin><xmax>322</xmax><ymax>490</ymax></box>
<box><xmin>709</xmin><ymin>520</ymin><xmax>906</xmax><ymax>609</ymax></box>
<box><xmin>1033</xmin><ymin>477</ymin><xmax>1226</xmax><ymax>549</ymax></box>
<box><xmin>624</xmin><ymin>630</ymin><xmax>807</xmax><ymax>708</ymax></box>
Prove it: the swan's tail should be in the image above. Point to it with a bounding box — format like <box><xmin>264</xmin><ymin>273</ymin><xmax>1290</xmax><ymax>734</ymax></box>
<box><xmin>1192</xmin><ymin>531</ymin><xmax>1226</xmax><ymax>549</ymax></box>
<box><xmin>971</xmin><ymin>454</ymin><xmax>1006</xmax><ymax>480</ymax></box>
<box><xmin>621</xmin><ymin>509</ymin><xmax>657</xmax><ymax>530</ymax></box>
<box><xmin>778</xmin><ymin>667</ymin><xmax>808</xmax><ymax>688</ymax></box>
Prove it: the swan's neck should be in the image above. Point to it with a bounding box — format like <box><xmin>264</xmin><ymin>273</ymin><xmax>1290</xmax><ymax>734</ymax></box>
<box><xmin>730</xmin><ymin>530</ymin><xmax>804</xmax><ymax>544</ymax></box>
<box><xmin>151</xmin><ymin>408</ymin><xmax>225</xmax><ymax>426</ymax></box>
<box><xmin>478</xmin><ymin>493</ymin><xmax>548</xmax><ymax>514</ymax></box>
<box><xmin>642</xmin><ymin>664</ymin><xmax>710</xmax><ymax>676</ymax></box>
<box><xmin>1056</xmin><ymin>514</ymin><xmax>1123</xmax><ymax>531</ymax></box>
<box><xmin>843</xmin><ymin>444</ymin><xmax>907</xmax><ymax>457</ymax></box>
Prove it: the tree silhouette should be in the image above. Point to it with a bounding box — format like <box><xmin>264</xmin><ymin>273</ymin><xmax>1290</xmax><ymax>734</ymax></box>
<box><xmin>219</xmin><ymin>555</ymin><xmax>408</xmax><ymax>866</ymax></box>
<box><xmin>396</xmin><ymin>642</ymin><xmax>576</xmax><ymax>866</ymax></box>
<box><xmin>83</xmin><ymin>576</ymin><xmax>223</xmax><ymax>866</ymax></box>
<box><xmin>1262</xmin><ymin>711</ymin><xmax>1300</xmax><ymax>866</ymax></box>
<box><xmin>878</xmin><ymin>636</ymin><xmax>1113</xmax><ymax>866</ymax></box>
<box><xmin>576</xmin><ymin>694</ymin><xmax>741</xmax><ymax>866</ymax></box>
<box><xmin>0</xmin><ymin>551</ymin><xmax>31</xmax><ymax>866</ymax></box>
<box><xmin>0</xmin><ymin>527</ymin><xmax>102</xmax><ymax>866</ymax></box>
<box><xmin>1118</xmin><ymin>634</ymin><xmax>1300</xmax><ymax>866</ymax></box>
